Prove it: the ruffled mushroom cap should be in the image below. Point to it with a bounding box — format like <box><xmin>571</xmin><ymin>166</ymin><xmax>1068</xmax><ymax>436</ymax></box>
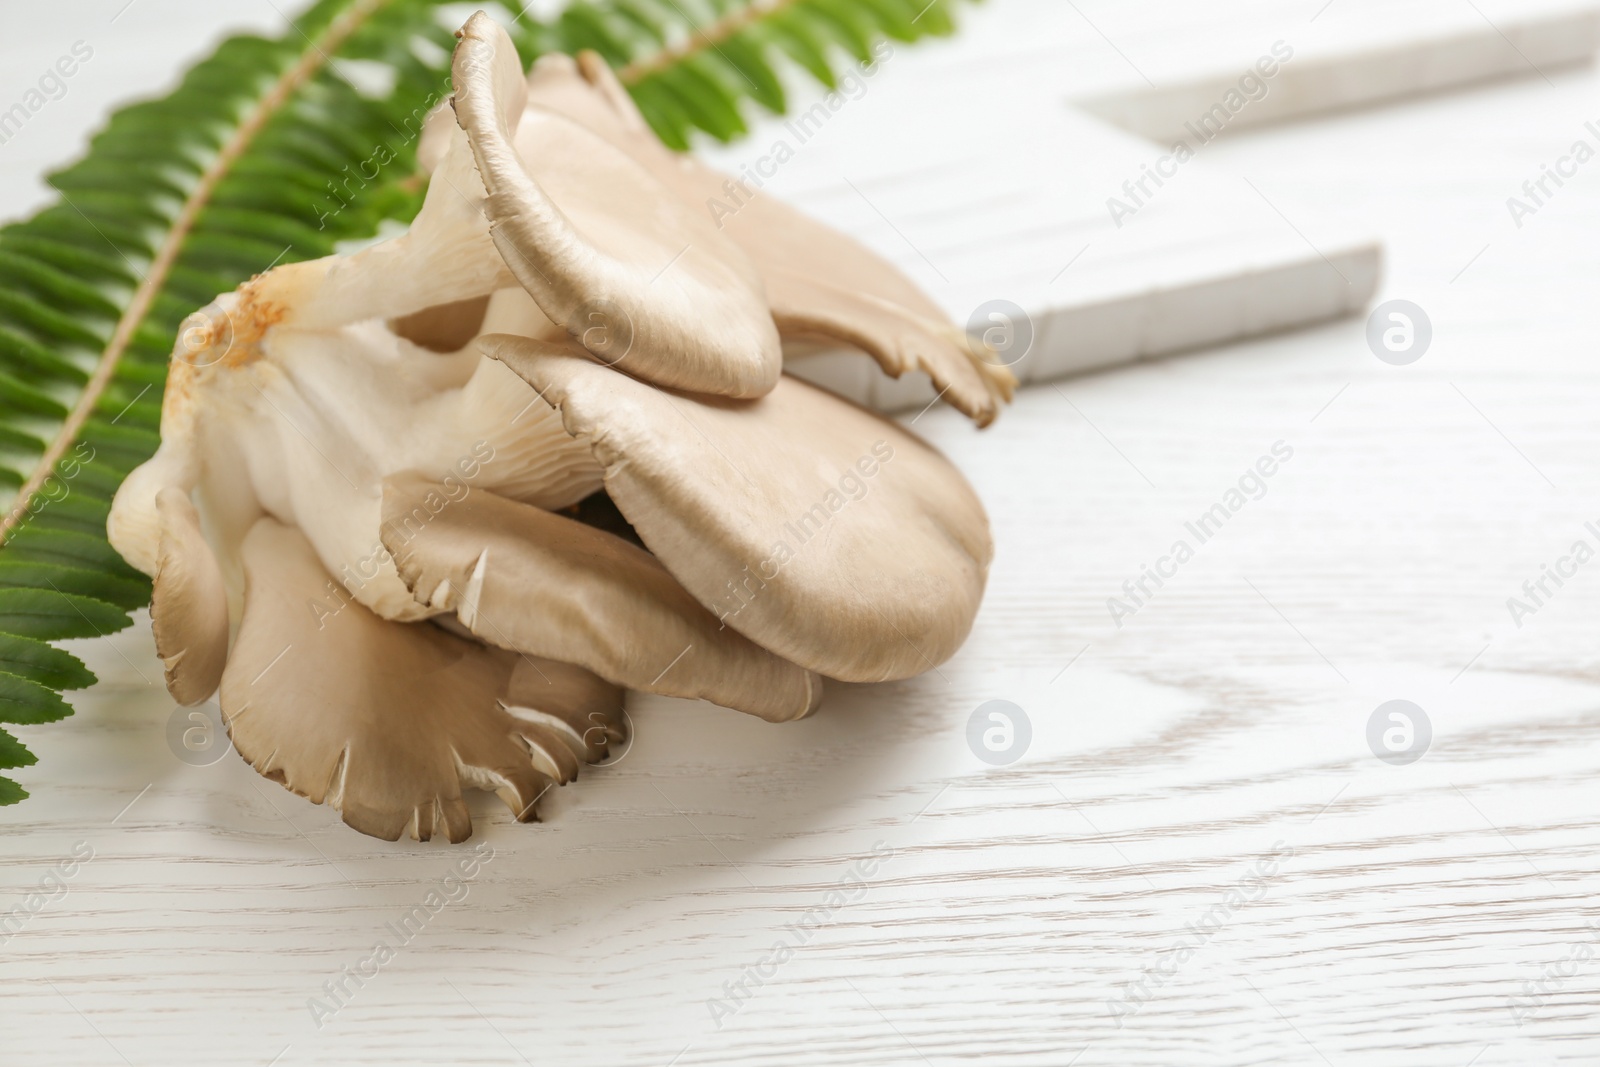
<box><xmin>483</xmin><ymin>336</ymin><xmax>992</xmax><ymax>682</ymax></box>
<box><xmin>381</xmin><ymin>473</ymin><xmax>820</xmax><ymax>722</ymax></box>
<box><xmin>451</xmin><ymin>13</ymin><xmax>782</xmax><ymax>400</ymax></box>
<box><xmin>220</xmin><ymin>518</ymin><xmax>625</xmax><ymax>842</ymax></box>
<box><xmin>508</xmin><ymin>51</ymin><xmax>1017</xmax><ymax>426</ymax></box>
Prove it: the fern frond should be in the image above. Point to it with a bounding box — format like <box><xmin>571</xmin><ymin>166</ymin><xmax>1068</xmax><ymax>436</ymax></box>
<box><xmin>0</xmin><ymin>0</ymin><xmax>976</xmax><ymax>804</ymax></box>
<box><xmin>599</xmin><ymin>0</ymin><xmax>970</xmax><ymax>149</ymax></box>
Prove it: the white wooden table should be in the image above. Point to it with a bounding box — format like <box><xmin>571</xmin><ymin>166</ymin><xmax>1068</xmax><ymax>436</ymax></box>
<box><xmin>3</xmin><ymin>3</ymin><xmax>1600</xmax><ymax>1066</ymax></box>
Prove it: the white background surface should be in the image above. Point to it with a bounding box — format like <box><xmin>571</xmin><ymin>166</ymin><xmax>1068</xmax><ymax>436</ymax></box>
<box><xmin>2</xmin><ymin>2</ymin><xmax>1600</xmax><ymax>1065</ymax></box>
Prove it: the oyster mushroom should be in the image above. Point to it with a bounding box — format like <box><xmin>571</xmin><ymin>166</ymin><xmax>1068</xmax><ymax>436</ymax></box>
<box><xmin>419</xmin><ymin>40</ymin><xmax>1017</xmax><ymax>425</ymax></box>
<box><xmin>105</xmin><ymin>13</ymin><xmax>1006</xmax><ymax>843</ymax></box>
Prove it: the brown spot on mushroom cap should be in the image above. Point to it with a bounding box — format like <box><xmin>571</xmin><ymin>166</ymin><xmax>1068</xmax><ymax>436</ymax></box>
<box><xmin>220</xmin><ymin>518</ymin><xmax>614</xmax><ymax>843</ymax></box>
<box><xmin>523</xmin><ymin>50</ymin><xmax>1015</xmax><ymax>426</ymax></box>
<box><xmin>150</xmin><ymin>488</ymin><xmax>229</xmax><ymax>707</ymax></box>
<box><xmin>483</xmin><ymin>335</ymin><xmax>992</xmax><ymax>683</ymax></box>
<box><xmin>380</xmin><ymin>473</ymin><xmax>820</xmax><ymax>723</ymax></box>
<box><xmin>452</xmin><ymin>15</ymin><xmax>782</xmax><ymax>400</ymax></box>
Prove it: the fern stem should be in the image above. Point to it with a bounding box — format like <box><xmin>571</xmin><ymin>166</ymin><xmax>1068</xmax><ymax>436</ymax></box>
<box><xmin>0</xmin><ymin>0</ymin><xmax>392</xmax><ymax>544</ymax></box>
<box><xmin>617</xmin><ymin>0</ymin><xmax>809</xmax><ymax>84</ymax></box>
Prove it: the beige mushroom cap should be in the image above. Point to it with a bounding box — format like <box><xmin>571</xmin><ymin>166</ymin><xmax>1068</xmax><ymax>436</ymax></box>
<box><xmin>452</xmin><ymin>13</ymin><xmax>782</xmax><ymax>400</ymax></box>
<box><xmin>381</xmin><ymin>474</ymin><xmax>820</xmax><ymax>722</ymax></box>
<box><xmin>483</xmin><ymin>335</ymin><xmax>992</xmax><ymax>683</ymax></box>
<box><xmin>220</xmin><ymin>518</ymin><xmax>623</xmax><ymax>842</ymax></box>
<box><xmin>521</xmin><ymin>51</ymin><xmax>1016</xmax><ymax>426</ymax></box>
<box><xmin>149</xmin><ymin>488</ymin><xmax>229</xmax><ymax>706</ymax></box>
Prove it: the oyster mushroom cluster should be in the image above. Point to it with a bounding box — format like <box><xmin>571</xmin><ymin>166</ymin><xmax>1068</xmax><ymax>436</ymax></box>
<box><xmin>107</xmin><ymin>13</ymin><xmax>1013</xmax><ymax>843</ymax></box>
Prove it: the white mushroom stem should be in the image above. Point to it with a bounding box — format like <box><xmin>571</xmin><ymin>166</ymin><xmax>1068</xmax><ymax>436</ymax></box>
<box><xmin>252</xmin><ymin>128</ymin><xmax>517</xmax><ymax>333</ymax></box>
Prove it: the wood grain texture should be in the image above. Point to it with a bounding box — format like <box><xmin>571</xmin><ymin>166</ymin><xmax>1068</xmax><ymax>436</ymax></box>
<box><xmin>4</xmin><ymin>3</ymin><xmax>1600</xmax><ymax>1066</ymax></box>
